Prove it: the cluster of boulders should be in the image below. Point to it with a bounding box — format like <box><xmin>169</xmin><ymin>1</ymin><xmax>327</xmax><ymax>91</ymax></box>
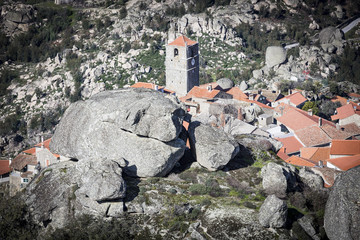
<box><xmin>0</xmin><ymin>3</ymin><xmax>35</xmax><ymax>37</ymax></box>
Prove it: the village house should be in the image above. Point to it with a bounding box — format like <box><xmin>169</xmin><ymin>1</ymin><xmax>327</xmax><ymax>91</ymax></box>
<box><xmin>272</xmin><ymin>91</ymin><xmax>307</xmax><ymax>108</ymax></box>
<box><xmin>0</xmin><ymin>159</ymin><xmax>11</xmax><ymax>184</ymax></box>
<box><xmin>9</xmin><ymin>138</ymin><xmax>62</xmax><ymax>194</ymax></box>
<box><xmin>331</xmin><ymin>101</ymin><xmax>360</xmax><ymax>127</ymax></box>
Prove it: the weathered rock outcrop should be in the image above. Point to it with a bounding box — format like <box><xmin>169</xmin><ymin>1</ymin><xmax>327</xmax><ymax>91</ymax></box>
<box><xmin>25</xmin><ymin>159</ymin><xmax>126</xmax><ymax>231</ymax></box>
<box><xmin>216</xmin><ymin>78</ymin><xmax>234</xmax><ymax>90</ymax></box>
<box><xmin>259</xmin><ymin>195</ymin><xmax>287</xmax><ymax>228</ymax></box>
<box><xmin>1</xmin><ymin>3</ymin><xmax>36</xmax><ymax>36</ymax></box>
<box><xmin>319</xmin><ymin>26</ymin><xmax>344</xmax><ymax>45</ymax></box>
<box><xmin>324</xmin><ymin>166</ymin><xmax>360</xmax><ymax>240</ymax></box>
<box><xmin>188</xmin><ymin>121</ymin><xmax>239</xmax><ymax>171</ymax></box>
<box><xmin>265</xmin><ymin>46</ymin><xmax>287</xmax><ymax>68</ymax></box>
<box><xmin>50</xmin><ymin>88</ymin><xmax>186</xmax><ymax>177</ymax></box>
<box><xmin>261</xmin><ymin>162</ymin><xmax>297</xmax><ymax>197</ymax></box>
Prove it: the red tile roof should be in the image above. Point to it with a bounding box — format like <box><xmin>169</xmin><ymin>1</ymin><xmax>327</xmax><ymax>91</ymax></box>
<box><xmin>295</xmin><ymin>125</ymin><xmax>332</xmax><ymax>147</ymax></box>
<box><xmin>276</xmin><ymin>92</ymin><xmax>307</xmax><ymax>106</ymax></box>
<box><xmin>23</xmin><ymin>138</ymin><xmax>61</xmax><ymax>158</ymax></box>
<box><xmin>285</xmin><ymin>156</ymin><xmax>317</xmax><ymax>167</ymax></box>
<box><xmin>331</xmin><ymin>102</ymin><xmax>360</xmax><ymax>120</ymax></box>
<box><xmin>10</xmin><ymin>154</ymin><xmax>37</xmax><ymax>171</ymax></box>
<box><xmin>277</xmin><ymin>108</ymin><xmax>316</xmax><ymax>131</ymax></box>
<box><xmin>186</xmin><ymin>86</ymin><xmax>222</xmax><ymax>99</ymax></box>
<box><xmin>342</xmin><ymin>123</ymin><xmax>360</xmax><ymax>136</ymax></box>
<box><xmin>326</xmin><ymin>154</ymin><xmax>360</xmax><ymax>171</ymax></box>
<box><xmin>330</xmin><ymin>139</ymin><xmax>360</xmax><ymax>155</ymax></box>
<box><xmin>348</xmin><ymin>93</ymin><xmax>360</xmax><ymax>98</ymax></box>
<box><xmin>277</xmin><ymin>147</ymin><xmax>290</xmax><ymax>161</ymax></box>
<box><xmin>320</xmin><ymin>124</ymin><xmax>353</xmax><ymax>140</ymax></box>
<box><xmin>168</xmin><ymin>35</ymin><xmax>197</xmax><ymax>47</ymax></box>
<box><xmin>0</xmin><ymin>160</ymin><xmax>10</xmax><ymax>175</ymax></box>
<box><xmin>331</xmin><ymin>96</ymin><xmax>348</xmax><ymax>106</ymax></box>
<box><xmin>226</xmin><ymin>87</ymin><xmax>248</xmax><ymax>101</ymax></box>
<box><xmin>130</xmin><ymin>82</ymin><xmax>175</xmax><ymax>94</ymax></box>
<box><xmin>300</xmin><ymin>147</ymin><xmax>331</xmax><ymax>161</ymax></box>
<box><xmin>275</xmin><ymin>136</ymin><xmax>304</xmax><ymax>154</ymax></box>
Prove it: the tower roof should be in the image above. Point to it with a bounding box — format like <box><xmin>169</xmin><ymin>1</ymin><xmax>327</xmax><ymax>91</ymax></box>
<box><xmin>168</xmin><ymin>35</ymin><xmax>197</xmax><ymax>47</ymax></box>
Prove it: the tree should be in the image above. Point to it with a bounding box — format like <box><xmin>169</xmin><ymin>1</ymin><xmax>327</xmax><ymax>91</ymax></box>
<box><xmin>302</xmin><ymin>101</ymin><xmax>319</xmax><ymax>115</ymax></box>
<box><xmin>319</xmin><ymin>100</ymin><xmax>342</xmax><ymax>120</ymax></box>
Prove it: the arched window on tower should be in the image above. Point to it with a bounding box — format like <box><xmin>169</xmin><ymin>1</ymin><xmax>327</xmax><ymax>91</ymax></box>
<box><xmin>174</xmin><ymin>48</ymin><xmax>178</xmax><ymax>57</ymax></box>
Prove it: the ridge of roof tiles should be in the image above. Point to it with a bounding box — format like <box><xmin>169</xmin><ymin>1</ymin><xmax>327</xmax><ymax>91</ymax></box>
<box><xmin>326</xmin><ymin>154</ymin><xmax>360</xmax><ymax>171</ymax></box>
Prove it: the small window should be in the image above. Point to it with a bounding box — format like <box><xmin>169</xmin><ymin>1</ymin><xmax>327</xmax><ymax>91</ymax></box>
<box><xmin>174</xmin><ymin>48</ymin><xmax>178</xmax><ymax>57</ymax></box>
<box><xmin>23</xmin><ymin>178</ymin><xmax>29</xmax><ymax>183</ymax></box>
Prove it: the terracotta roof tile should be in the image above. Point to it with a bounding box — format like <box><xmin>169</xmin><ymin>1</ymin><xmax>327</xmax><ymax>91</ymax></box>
<box><xmin>326</xmin><ymin>154</ymin><xmax>360</xmax><ymax>171</ymax></box>
<box><xmin>23</xmin><ymin>148</ymin><xmax>36</xmax><ymax>155</ymax></box>
<box><xmin>186</xmin><ymin>86</ymin><xmax>222</xmax><ymax>99</ymax></box>
<box><xmin>10</xmin><ymin>154</ymin><xmax>37</xmax><ymax>171</ymax></box>
<box><xmin>277</xmin><ymin>147</ymin><xmax>290</xmax><ymax>161</ymax></box>
<box><xmin>300</xmin><ymin>147</ymin><xmax>319</xmax><ymax>159</ymax></box>
<box><xmin>331</xmin><ymin>103</ymin><xmax>360</xmax><ymax>120</ymax></box>
<box><xmin>130</xmin><ymin>82</ymin><xmax>175</xmax><ymax>94</ymax></box>
<box><xmin>24</xmin><ymin>138</ymin><xmax>61</xmax><ymax>159</ymax></box>
<box><xmin>330</xmin><ymin>139</ymin><xmax>360</xmax><ymax>155</ymax></box>
<box><xmin>342</xmin><ymin>123</ymin><xmax>360</xmax><ymax>136</ymax></box>
<box><xmin>348</xmin><ymin>93</ymin><xmax>360</xmax><ymax>98</ymax></box>
<box><xmin>276</xmin><ymin>92</ymin><xmax>307</xmax><ymax>106</ymax></box>
<box><xmin>285</xmin><ymin>156</ymin><xmax>317</xmax><ymax>167</ymax></box>
<box><xmin>226</xmin><ymin>87</ymin><xmax>248</xmax><ymax>101</ymax></box>
<box><xmin>320</xmin><ymin>124</ymin><xmax>353</xmax><ymax>140</ymax></box>
<box><xmin>168</xmin><ymin>35</ymin><xmax>197</xmax><ymax>47</ymax></box>
<box><xmin>277</xmin><ymin>108</ymin><xmax>317</xmax><ymax>131</ymax></box>
<box><xmin>331</xmin><ymin>96</ymin><xmax>348</xmax><ymax>106</ymax></box>
<box><xmin>295</xmin><ymin>125</ymin><xmax>331</xmax><ymax>147</ymax></box>
<box><xmin>310</xmin><ymin>147</ymin><xmax>331</xmax><ymax>161</ymax></box>
<box><xmin>275</xmin><ymin>136</ymin><xmax>304</xmax><ymax>153</ymax></box>
<box><xmin>0</xmin><ymin>160</ymin><xmax>10</xmax><ymax>175</ymax></box>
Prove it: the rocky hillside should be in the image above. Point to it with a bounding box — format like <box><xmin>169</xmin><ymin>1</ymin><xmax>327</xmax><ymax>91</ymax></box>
<box><xmin>1</xmin><ymin>0</ymin><xmax>360</xmax><ymax>157</ymax></box>
<box><xmin>1</xmin><ymin>88</ymin><xmax>358</xmax><ymax>239</ymax></box>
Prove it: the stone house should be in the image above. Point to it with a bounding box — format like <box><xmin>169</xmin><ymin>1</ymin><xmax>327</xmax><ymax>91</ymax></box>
<box><xmin>0</xmin><ymin>159</ymin><xmax>11</xmax><ymax>184</ymax></box>
<box><xmin>272</xmin><ymin>91</ymin><xmax>307</xmax><ymax>108</ymax></box>
<box><xmin>331</xmin><ymin>102</ymin><xmax>360</xmax><ymax>127</ymax></box>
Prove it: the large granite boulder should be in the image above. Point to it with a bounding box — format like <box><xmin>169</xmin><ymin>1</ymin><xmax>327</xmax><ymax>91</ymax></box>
<box><xmin>259</xmin><ymin>195</ymin><xmax>287</xmax><ymax>228</ymax></box>
<box><xmin>265</xmin><ymin>46</ymin><xmax>287</xmax><ymax>68</ymax></box>
<box><xmin>217</xmin><ymin>78</ymin><xmax>234</xmax><ymax>90</ymax></box>
<box><xmin>50</xmin><ymin>88</ymin><xmax>186</xmax><ymax>177</ymax></box>
<box><xmin>324</xmin><ymin>166</ymin><xmax>360</xmax><ymax>240</ymax></box>
<box><xmin>261</xmin><ymin>162</ymin><xmax>297</xmax><ymax>197</ymax></box>
<box><xmin>319</xmin><ymin>26</ymin><xmax>344</xmax><ymax>45</ymax></box>
<box><xmin>25</xmin><ymin>160</ymin><xmax>126</xmax><ymax>231</ymax></box>
<box><xmin>188</xmin><ymin>121</ymin><xmax>240</xmax><ymax>171</ymax></box>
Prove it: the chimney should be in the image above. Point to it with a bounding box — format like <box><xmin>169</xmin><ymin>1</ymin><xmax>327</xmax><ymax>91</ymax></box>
<box><xmin>347</xmin><ymin>100</ymin><xmax>350</xmax><ymax>104</ymax></box>
<box><xmin>249</xmin><ymin>93</ymin><xmax>254</xmax><ymax>100</ymax></box>
<box><xmin>336</xmin><ymin>123</ymin><xmax>340</xmax><ymax>130</ymax></box>
<box><xmin>207</xmin><ymin>84</ymin><xmax>212</xmax><ymax>91</ymax></box>
<box><xmin>9</xmin><ymin>157</ymin><xmax>12</xmax><ymax>166</ymax></box>
<box><xmin>318</xmin><ymin>160</ymin><xmax>324</xmax><ymax>168</ymax></box>
<box><xmin>318</xmin><ymin>117</ymin><xmax>322</xmax><ymax>127</ymax></box>
<box><xmin>308</xmin><ymin>109</ymin><xmax>313</xmax><ymax>116</ymax></box>
<box><xmin>41</xmin><ymin>136</ymin><xmax>44</xmax><ymax>149</ymax></box>
<box><xmin>283</xmin><ymin>148</ymin><xmax>286</xmax><ymax>153</ymax></box>
<box><xmin>288</xmin><ymin>89</ymin><xmax>292</xmax><ymax>95</ymax></box>
<box><xmin>154</xmin><ymin>85</ymin><xmax>159</xmax><ymax>91</ymax></box>
<box><xmin>237</xmin><ymin>108</ymin><xmax>243</xmax><ymax>120</ymax></box>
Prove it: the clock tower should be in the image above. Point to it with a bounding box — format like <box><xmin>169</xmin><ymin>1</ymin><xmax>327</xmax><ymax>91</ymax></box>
<box><xmin>165</xmin><ymin>35</ymin><xmax>199</xmax><ymax>96</ymax></box>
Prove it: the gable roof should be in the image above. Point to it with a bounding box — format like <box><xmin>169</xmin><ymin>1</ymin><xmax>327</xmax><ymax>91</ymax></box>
<box><xmin>226</xmin><ymin>87</ymin><xmax>248</xmax><ymax>101</ymax></box>
<box><xmin>300</xmin><ymin>147</ymin><xmax>331</xmax><ymax>161</ymax></box>
<box><xmin>326</xmin><ymin>154</ymin><xmax>360</xmax><ymax>171</ymax></box>
<box><xmin>276</xmin><ymin>92</ymin><xmax>307</xmax><ymax>106</ymax></box>
<box><xmin>0</xmin><ymin>160</ymin><xmax>10</xmax><ymax>175</ymax></box>
<box><xmin>275</xmin><ymin>136</ymin><xmax>304</xmax><ymax>154</ymax></box>
<box><xmin>342</xmin><ymin>123</ymin><xmax>360</xmax><ymax>136</ymax></box>
<box><xmin>295</xmin><ymin>125</ymin><xmax>332</xmax><ymax>147</ymax></box>
<box><xmin>285</xmin><ymin>156</ymin><xmax>317</xmax><ymax>167</ymax></box>
<box><xmin>277</xmin><ymin>147</ymin><xmax>290</xmax><ymax>161</ymax></box>
<box><xmin>185</xmin><ymin>86</ymin><xmax>223</xmax><ymax>99</ymax></box>
<box><xmin>348</xmin><ymin>93</ymin><xmax>360</xmax><ymax>98</ymax></box>
<box><xmin>330</xmin><ymin>139</ymin><xmax>360</xmax><ymax>155</ymax></box>
<box><xmin>130</xmin><ymin>82</ymin><xmax>175</xmax><ymax>94</ymax></box>
<box><xmin>10</xmin><ymin>154</ymin><xmax>37</xmax><ymax>171</ymax></box>
<box><xmin>331</xmin><ymin>103</ymin><xmax>359</xmax><ymax>120</ymax></box>
<box><xmin>23</xmin><ymin>138</ymin><xmax>61</xmax><ymax>158</ymax></box>
<box><xmin>168</xmin><ymin>35</ymin><xmax>197</xmax><ymax>47</ymax></box>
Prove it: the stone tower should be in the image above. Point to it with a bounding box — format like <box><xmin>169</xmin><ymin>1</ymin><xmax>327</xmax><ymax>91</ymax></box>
<box><xmin>165</xmin><ymin>35</ymin><xmax>199</xmax><ymax>96</ymax></box>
